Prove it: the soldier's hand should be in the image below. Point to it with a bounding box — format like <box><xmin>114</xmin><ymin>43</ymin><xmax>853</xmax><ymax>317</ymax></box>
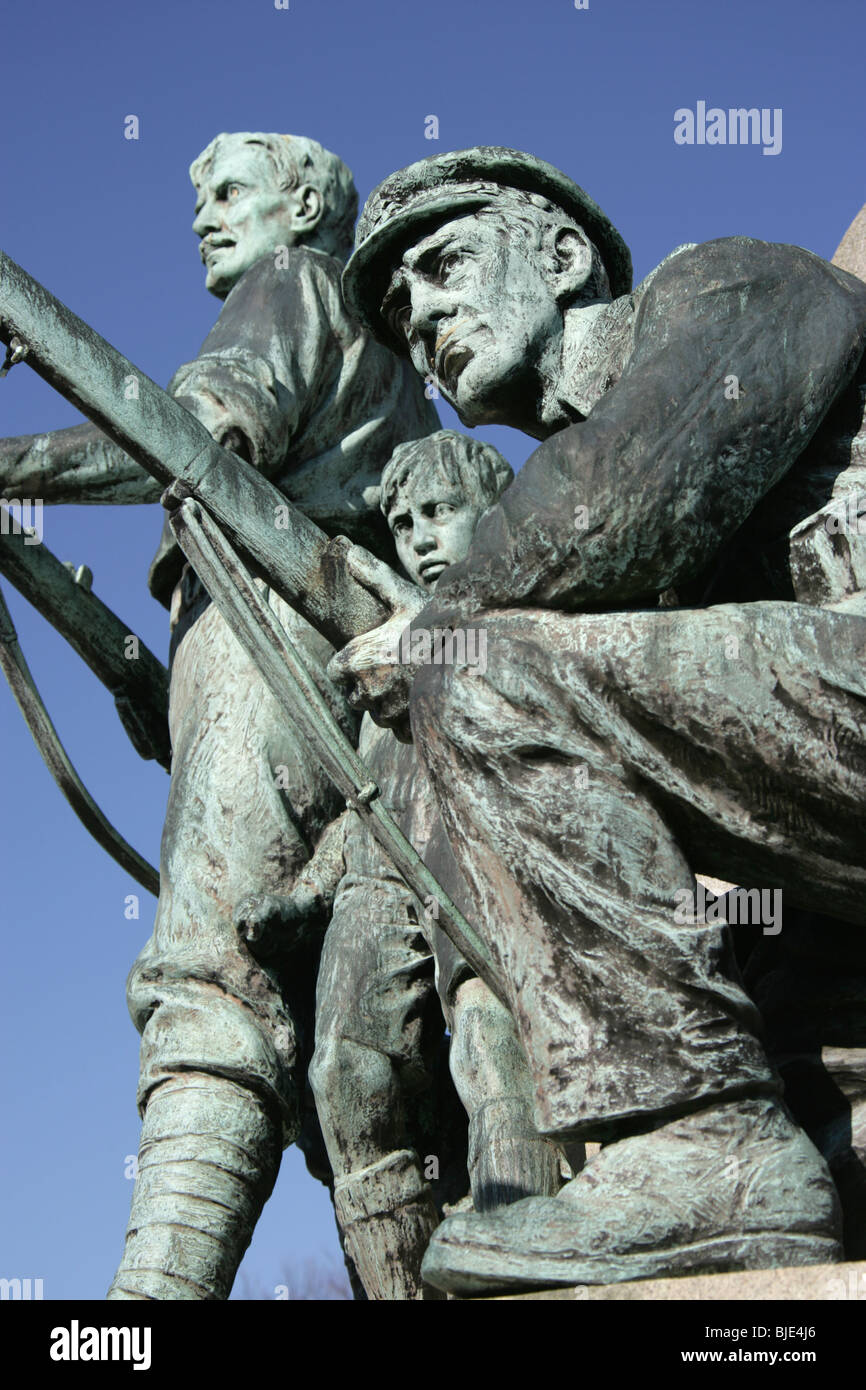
<box><xmin>234</xmin><ymin>884</ymin><xmax>319</xmax><ymax>961</ymax></box>
<box><xmin>341</xmin><ymin>544</ymin><xmax>424</xmax><ymax>617</ymax></box>
<box><xmin>326</xmin><ymin>545</ymin><xmax>425</xmax><ymax>737</ymax></box>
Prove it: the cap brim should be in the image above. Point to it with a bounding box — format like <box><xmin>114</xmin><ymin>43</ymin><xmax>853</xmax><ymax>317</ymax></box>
<box><xmin>343</xmin><ymin>192</ymin><xmax>492</xmax><ymax>352</ymax></box>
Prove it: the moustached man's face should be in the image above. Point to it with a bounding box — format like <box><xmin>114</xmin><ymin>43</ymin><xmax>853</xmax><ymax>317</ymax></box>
<box><xmin>192</xmin><ymin>137</ymin><xmax>301</xmax><ymax>298</ymax></box>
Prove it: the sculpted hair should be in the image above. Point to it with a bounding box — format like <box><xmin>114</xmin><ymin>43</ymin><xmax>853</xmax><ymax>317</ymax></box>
<box><xmin>190</xmin><ymin>133</ymin><xmax>359</xmax><ymax>263</ymax></box>
<box><xmin>476</xmin><ymin>189</ymin><xmax>611</xmax><ymax>303</ymax></box>
<box><xmin>380</xmin><ymin>430</ymin><xmax>514</xmax><ymax>518</ymax></box>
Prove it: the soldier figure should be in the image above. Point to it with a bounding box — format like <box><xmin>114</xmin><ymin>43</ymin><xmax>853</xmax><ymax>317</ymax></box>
<box><xmin>333</xmin><ymin>147</ymin><xmax>866</xmax><ymax>1294</ymax></box>
<box><xmin>240</xmin><ymin>430</ymin><xmax>564</xmax><ymax>1298</ymax></box>
<box><xmin>0</xmin><ymin>132</ymin><xmax>436</xmax><ymax>1299</ymax></box>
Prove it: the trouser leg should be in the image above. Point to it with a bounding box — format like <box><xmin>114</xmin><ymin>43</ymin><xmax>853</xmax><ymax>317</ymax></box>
<box><xmin>111</xmin><ymin>583</ymin><xmax>351</xmax><ymax>1300</ymax></box>
<box><xmin>308</xmin><ymin>862</ymin><xmax>447</xmax><ymax>1300</ymax></box>
<box><xmin>411</xmin><ymin>601</ymin><xmax>866</xmax><ymax>1140</ymax></box>
<box><xmin>412</xmin><ymin>610</ymin><xmax>766</xmax><ymax>1140</ymax></box>
<box><xmin>321</xmin><ymin>1052</ymin><xmax>443</xmax><ymax>1303</ymax></box>
<box><xmin>411</xmin><ymin>601</ymin><xmax>859</xmax><ymax>1291</ymax></box>
<box><xmin>425</xmin><ymin>819</ymin><xmax>565</xmax><ymax>1208</ymax></box>
<box><xmin>449</xmin><ymin>979</ymin><xmax>564</xmax><ymax>1210</ymax></box>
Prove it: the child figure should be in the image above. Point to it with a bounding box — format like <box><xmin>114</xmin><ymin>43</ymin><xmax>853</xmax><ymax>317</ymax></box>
<box><xmin>235</xmin><ymin>431</ymin><xmax>566</xmax><ymax>1299</ymax></box>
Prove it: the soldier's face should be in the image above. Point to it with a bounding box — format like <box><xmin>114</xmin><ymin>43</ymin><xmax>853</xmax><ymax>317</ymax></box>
<box><xmin>382</xmin><ymin>212</ymin><xmax>563</xmax><ymax>433</ymax></box>
<box><xmin>192</xmin><ymin>139</ymin><xmax>297</xmax><ymax>297</ymax></box>
<box><xmin>386</xmin><ymin>462</ymin><xmax>484</xmax><ymax>589</ymax></box>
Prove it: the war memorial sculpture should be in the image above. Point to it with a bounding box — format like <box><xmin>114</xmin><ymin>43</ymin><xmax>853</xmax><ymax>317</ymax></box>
<box><xmin>1</xmin><ymin>135</ymin><xmax>865</xmax><ymax>1300</ymax></box>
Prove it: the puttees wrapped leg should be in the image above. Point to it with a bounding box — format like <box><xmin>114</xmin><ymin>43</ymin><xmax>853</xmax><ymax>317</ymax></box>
<box><xmin>333</xmin><ymin>1150</ymin><xmax>443</xmax><ymax>1303</ymax></box>
<box><xmin>108</xmin><ymin>1075</ymin><xmax>281</xmax><ymax>1300</ymax></box>
<box><xmin>111</xmin><ymin>581</ymin><xmax>353</xmax><ymax>1299</ymax></box>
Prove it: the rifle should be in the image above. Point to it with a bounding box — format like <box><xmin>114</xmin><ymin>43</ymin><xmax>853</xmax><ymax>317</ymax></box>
<box><xmin>0</xmin><ymin>249</ymin><xmax>500</xmax><ymax>997</ymax></box>
<box><xmin>0</xmin><ymin>509</ymin><xmax>170</xmax><ymax>768</ymax></box>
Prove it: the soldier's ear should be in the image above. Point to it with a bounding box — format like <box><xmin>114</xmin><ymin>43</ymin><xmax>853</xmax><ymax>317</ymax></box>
<box><xmin>547</xmin><ymin>225</ymin><xmax>594</xmax><ymax>304</ymax></box>
<box><xmin>289</xmin><ymin>184</ymin><xmax>324</xmax><ymax>236</ymax></box>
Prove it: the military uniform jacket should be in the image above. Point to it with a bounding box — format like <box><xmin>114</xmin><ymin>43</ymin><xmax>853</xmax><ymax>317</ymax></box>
<box><xmin>149</xmin><ymin>246</ymin><xmax>438</xmax><ymax>604</ymax></box>
<box><xmin>428</xmin><ymin>238</ymin><xmax>866</xmax><ymax>619</ymax></box>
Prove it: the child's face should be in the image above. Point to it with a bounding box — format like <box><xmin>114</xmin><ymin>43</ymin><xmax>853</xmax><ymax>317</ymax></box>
<box><xmin>386</xmin><ymin>461</ymin><xmax>485</xmax><ymax>590</ymax></box>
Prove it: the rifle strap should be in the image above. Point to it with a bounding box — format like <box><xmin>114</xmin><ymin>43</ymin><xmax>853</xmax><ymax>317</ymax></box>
<box><xmin>0</xmin><ymin>582</ymin><xmax>160</xmax><ymax>896</ymax></box>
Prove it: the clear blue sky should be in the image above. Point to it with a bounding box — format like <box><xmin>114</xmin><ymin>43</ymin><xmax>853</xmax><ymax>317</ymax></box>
<box><xmin>0</xmin><ymin>0</ymin><xmax>863</xmax><ymax>1300</ymax></box>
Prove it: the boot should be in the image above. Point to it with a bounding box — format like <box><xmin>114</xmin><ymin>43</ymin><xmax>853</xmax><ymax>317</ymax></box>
<box><xmin>421</xmin><ymin>1096</ymin><xmax>843</xmax><ymax>1296</ymax></box>
<box><xmin>108</xmin><ymin>1073</ymin><xmax>282</xmax><ymax>1300</ymax></box>
<box><xmin>334</xmin><ymin>1150</ymin><xmax>445</xmax><ymax>1300</ymax></box>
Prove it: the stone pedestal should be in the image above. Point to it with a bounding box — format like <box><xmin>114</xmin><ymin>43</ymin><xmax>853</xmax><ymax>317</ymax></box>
<box><xmin>833</xmin><ymin>205</ymin><xmax>866</xmax><ymax>281</ymax></box>
<box><xmin>478</xmin><ymin>1260</ymin><xmax>866</xmax><ymax>1300</ymax></box>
